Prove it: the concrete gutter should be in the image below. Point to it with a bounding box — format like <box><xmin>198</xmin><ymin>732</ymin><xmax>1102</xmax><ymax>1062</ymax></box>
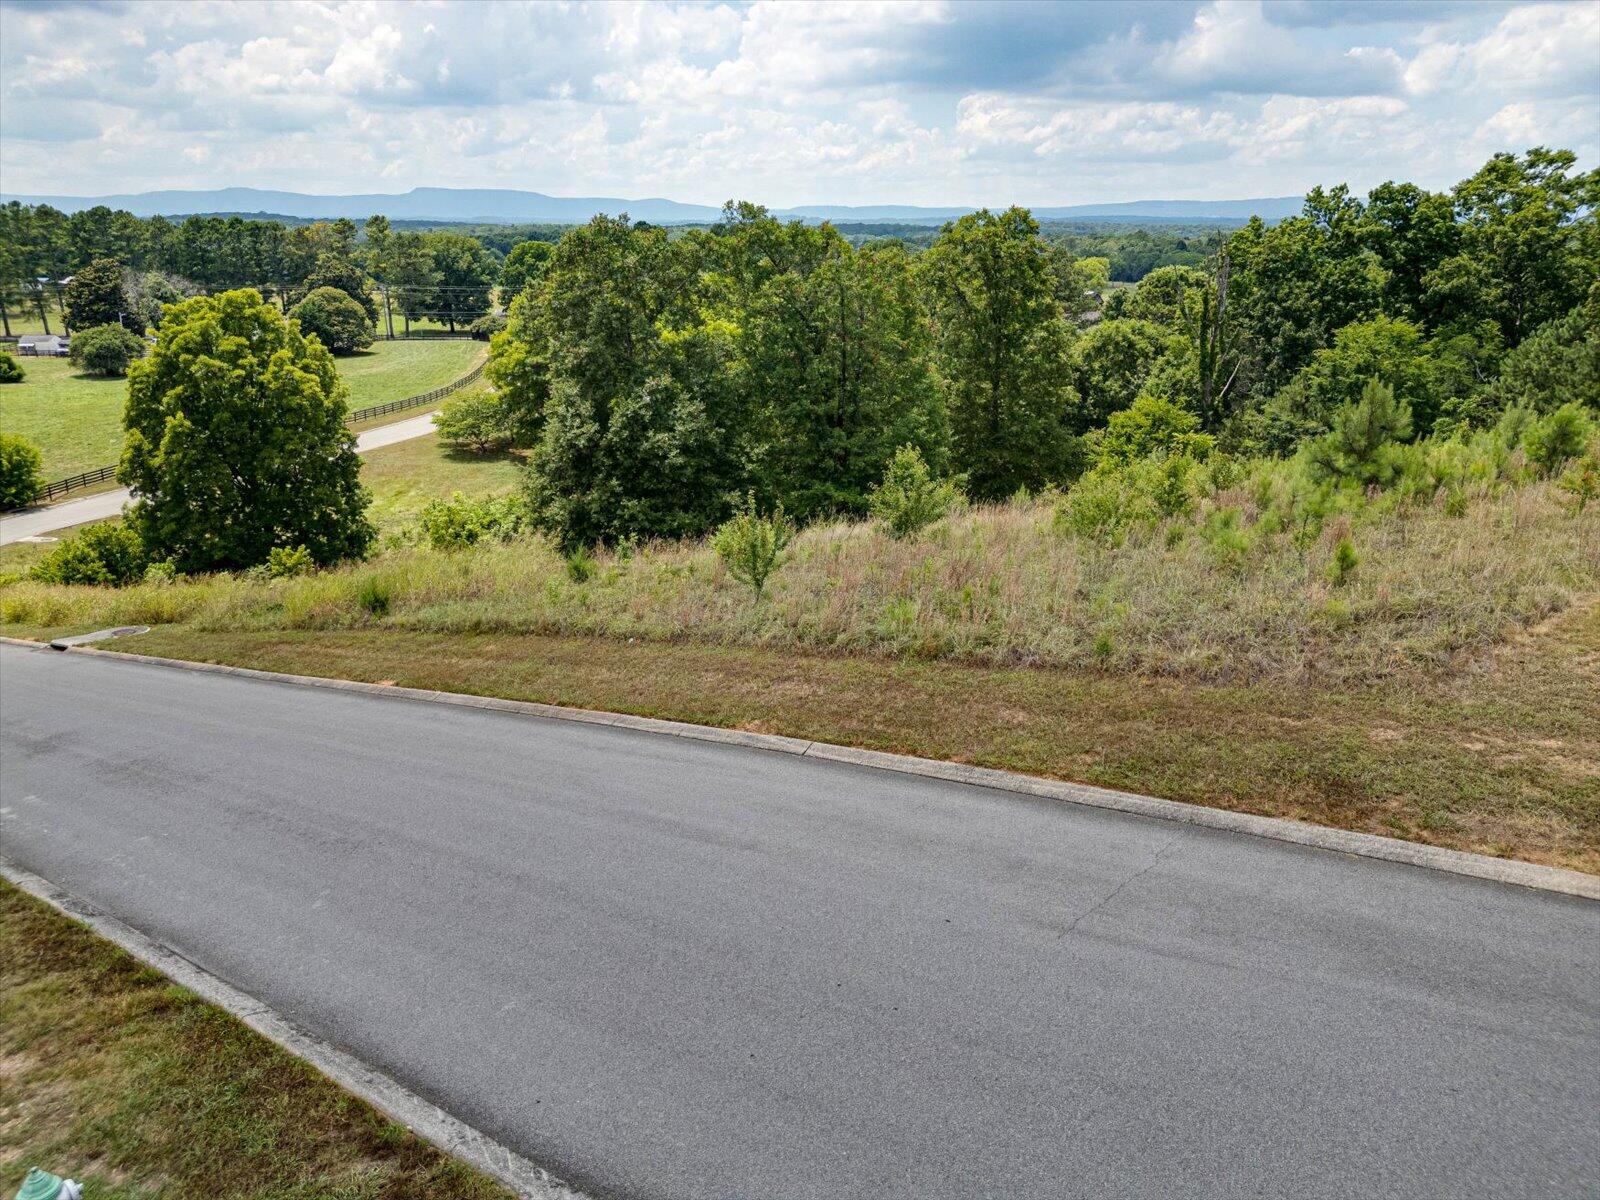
<box><xmin>0</xmin><ymin>859</ymin><xmax>588</xmax><ymax>1200</ymax></box>
<box><xmin>4</xmin><ymin>635</ymin><xmax>1595</xmax><ymax>901</ymax></box>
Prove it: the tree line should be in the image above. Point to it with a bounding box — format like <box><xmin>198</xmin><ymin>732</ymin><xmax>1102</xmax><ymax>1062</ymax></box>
<box><xmin>459</xmin><ymin>148</ymin><xmax>1595</xmax><ymax>549</ymax></box>
<box><xmin>0</xmin><ymin>206</ymin><xmax>501</xmax><ymax>336</ymax></box>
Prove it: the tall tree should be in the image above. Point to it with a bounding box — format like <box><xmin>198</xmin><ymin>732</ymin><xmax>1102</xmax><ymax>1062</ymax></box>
<box><xmin>63</xmin><ymin>257</ymin><xmax>134</xmax><ymax>331</ymax></box>
<box><xmin>922</xmin><ymin>207</ymin><xmax>1078</xmax><ymax>499</ymax></box>
<box><xmin>423</xmin><ymin>233</ymin><xmax>497</xmax><ymax>331</ymax></box>
<box><xmin>121</xmin><ymin>289</ymin><xmax>373</xmax><ymax>571</ymax></box>
<box><xmin>743</xmin><ymin>239</ymin><xmax>948</xmax><ymax>519</ymax></box>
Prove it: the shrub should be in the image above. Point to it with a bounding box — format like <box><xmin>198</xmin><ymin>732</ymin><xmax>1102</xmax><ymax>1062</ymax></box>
<box><xmin>69</xmin><ymin>323</ymin><xmax>146</xmax><ymax>376</ymax></box>
<box><xmin>1092</xmin><ymin>395</ymin><xmax>1214</xmax><ymax>468</ymax></box>
<box><xmin>142</xmin><ymin>560</ymin><xmax>178</xmax><ymax>586</ymax></box>
<box><xmin>289</xmin><ymin>286</ymin><xmax>373</xmax><ymax>354</ymax></box>
<box><xmin>867</xmin><ymin>445</ymin><xmax>960</xmax><ymax>539</ymax></box>
<box><xmin>0</xmin><ymin>350</ymin><xmax>24</xmax><ymax>382</ymax></box>
<box><xmin>1523</xmin><ymin>403</ymin><xmax>1594</xmax><ymax>474</ymax></box>
<box><xmin>0</xmin><ymin>432</ymin><xmax>43</xmax><ymax>509</ymax></box>
<box><xmin>469</xmin><ymin>312</ymin><xmax>508</xmax><ymax>340</ymax></box>
<box><xmin>266</xmin><ymin>545</ymin><xmax>315</xmax><ymax>578</ymax></box>
<box><xmin>1306</xmin><ymin>378</ymin><xmax>1413</xmax><ymax>487</ymax></box>
<box><xmin>1557</xmin><ymin>448</ymin><xmax>1600</xmax><ymax>514</ymax></box>
<box><xmin>31</xmin><ymin>524</ymin><xmax>147</xmax><ymax>586</ymax></box>
<box><xmin>417</xmin><ymin>492</ymin><xmax>527</xmax><ymax>551</ymax></box>
<box><xmin>712</xmin><ymin>494</ymin><xmax>793</xmax><ymax>598</ymax></box>
<box><xmin>356</xmin><ymin>575</ymin><xmax>392</xmax><ymax>616</ymax></box>
<box><xmin>565</xmin><ymin>546</ymin><xmax>596</xmax><ymax>582</ymax></box>
<box><xmin>434</xmin><ymin>389</ymin><xmax>516</xmax><ymax>453</ymax></box>
<box><xmin>1328</xmin><ymin>536</ymin><xmax>1360</xmax><ymax>586</ymax></box>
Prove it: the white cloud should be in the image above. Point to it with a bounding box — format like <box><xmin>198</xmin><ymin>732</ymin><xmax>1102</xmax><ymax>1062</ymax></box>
<box><xmin>0</xmin><ymin>0</ymin><xmax>1593</xmax><ymax>205</ymax></box>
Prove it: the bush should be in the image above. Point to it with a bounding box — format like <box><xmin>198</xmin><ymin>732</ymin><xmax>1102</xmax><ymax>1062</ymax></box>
<box><xmin>31</xmin><ymin>523</ymin><xmax>147</xmax><ymax>586</ymax></box>
<box><xmin>867</xmin><ymin>445</ymin><xmax>960</xmax><ymax>539</ymax></box>
<box><xmin>266</xmin><ymin>545</ymin><xmax>315</xmax><ymax>578</ymax></box>
<box><xmin>1306</xmin><ymin>378</ymin><xmax>1413</xmax><ymax>487</ymax></box>
<box><xmin>434</xmin><ymin>389</ymin><xmax>517</xmax><ymax>453</ymax></box>
<box><xmin>0</xmin><ymin>432</ymin><xmax>43</xmax><ymax>509</ymax></box>
<box><xmin>712</xmin><ymin>494</ymin><xmax>793</xmax><ymax>598</ymax></box>
<box><xmin>417</xmin><ymin>492</ymin><xmax>527</xmax><ymax>550</ymax></box>
<box><xmin>0</xmin><ymin>350</ymin><xmax>24</xmax><ymax>382</ymax></box>
<box><xmin>469</xmin><ymin>313</ymin><xmax>507</xmax><ymax>340</ymax></box>
<box><xmin>289</xmin><ymin>286</ymin><xmax>373</xmax><ymax>354</ymax></box>
<box><xmin>1557</xmin><ymin>449</ymin><xmax>1599</xmax><ymax>514</ymax></box>
<box><xmin>1327</xmin><ymin>537</ymin><xmax>1359</xmax><ymax>586</ymax></box>
<box><xmin>1092</xmin><ymin>395</ymin><xmax>1214</xmax><ymax>468</ymax></box>
<box><xmin>1523</xmin><ymin>403</ymin><xmax>1594</xmax><ymax>474</ymax></box>
<box><xmin>142</xmin><ymin>560</ymin><xmax>178</xmax><ymax>586</ymax></box>
<box><xmin>565</xmin><ymin>546</ymin><xmax>597</xmax><ymax>582</ymax></box>
<box><xmin>69</xmin><ymin>323</ymin><xmax>146</xmax><ymax>376</ymax></box>
<box><xmin>356</xmin><ymin>576</ymin><xmax>391</xmax><ymax>616</ymax></box>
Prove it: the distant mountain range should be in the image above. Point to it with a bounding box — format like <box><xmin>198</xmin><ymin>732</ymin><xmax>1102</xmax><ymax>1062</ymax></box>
<box><xmin>0</xmin><ymin>185</ymin><xmax>1305</xmax><ymax>226</ymax></box>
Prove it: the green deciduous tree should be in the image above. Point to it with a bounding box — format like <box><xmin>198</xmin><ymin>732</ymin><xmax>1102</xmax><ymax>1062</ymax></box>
<box><xmin>1435</xmin><ymin>148</ymin><xmax>1599</xmax><ymax>346</ymax></box>
<box><xmin>1091</xmin><ymin>395</ymin><xmax>1214</xmax><ymax>468</ymax></box>
<box><xmin>424</xmin><ymin>233</ymin><xmax>497</xmax><ymax>331</ymax></box>
<box><xmin>289</xmin><ymin>286</ymin><xmax>373</xmax><ymax>354</ymax></box>
<box><xmin>744</xmin><ymin>239</ymin><xmax>947</xmax><ymax>519</ymax></box>
<box><xmin>922</xmin><ymin>207</ymin><xmax>1079</xmax><ymax>499</ymax></box>
<box><xmin>1067</xmin><ymin>317</ymin><xmax>1174</xmax><ymax>430</ymax></box>
<box><xmin>295</xmin><ymin>251</ymin><xmax>376</xmax><ymax>321</ymax></box>
<box><xmin>121</xmin><ymin>289</ymin><xmax>373</xmax><ymax>572</ymax></box>
<box><xmin>499</xmin><ymin>239</ymin><xmax>553</xmax><ymax>298</ymax></box>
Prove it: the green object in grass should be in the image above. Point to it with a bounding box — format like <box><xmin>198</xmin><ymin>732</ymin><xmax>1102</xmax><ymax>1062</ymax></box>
<box><xmin>15</xmin><ymin>1169</ymin><xmax>81</xmax><ymax>1200</ymax></box>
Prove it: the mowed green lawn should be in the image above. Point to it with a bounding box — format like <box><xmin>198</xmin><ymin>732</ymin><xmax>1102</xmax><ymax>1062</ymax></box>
<box><xmin>0</xmin><ymin>339</ymin><xmax>484</xmax><ymax>481</ymax></box>
<box><xmin>361</xmin><ymin>429</ymin><xmax>525</xmax><ymax>532</ymax></box>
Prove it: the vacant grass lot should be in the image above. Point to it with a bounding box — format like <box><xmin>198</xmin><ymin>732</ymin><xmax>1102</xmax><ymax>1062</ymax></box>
<box><xmin>0</xmin><ymin>357</ymin><xmax>129</xmax><ymax>478</ymax></box>
<box><xmin>362</xmin><ymin>430</ymin><xmax>526</xmax><ymax>532</ymax></box>
<box><xmin>0</xmin><ymin>340</ymin><xmax>484</xmax><ymax>482</ymax></box>
<box><xmin>0</xmin><ymin>882</ymin><xmax>513</xmax><ymax>1199</ymax></box>
<box><xmin>3</xmin><ymin>480</ymin><xmax>1596</xmax><ymax>871</ymax></box>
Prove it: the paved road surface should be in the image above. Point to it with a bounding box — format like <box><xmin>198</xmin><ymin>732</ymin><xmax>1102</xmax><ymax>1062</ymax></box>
<box><xmin>0</xmin><ymin>411</ymin><xmax>440</xmax><ymax>545</ymax></box>
<box><xmin>2</xmin><ymin>643</ymin><xmax>1596</xmax><ymax>1199</ymax></box>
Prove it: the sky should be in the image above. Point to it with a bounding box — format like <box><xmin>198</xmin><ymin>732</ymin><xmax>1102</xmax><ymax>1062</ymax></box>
<box><xmin>0</xmin><ymin>0</ymin><xmax>1596</xmax><ymax>206</ymax></box>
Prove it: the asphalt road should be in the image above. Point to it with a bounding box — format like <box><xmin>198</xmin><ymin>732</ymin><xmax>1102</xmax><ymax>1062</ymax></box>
<box><xmin>0</xmin><ymin>411</ymin><xmax>441</xmax><ymax>545</ymax></box>
<box><xmin>2</xmin><ymin>643</ymin><xmax>1597</xmax><ymax>1199</ymax></box>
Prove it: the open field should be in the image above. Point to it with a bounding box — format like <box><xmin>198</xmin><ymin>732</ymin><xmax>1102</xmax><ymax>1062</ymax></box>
<box><xmin>4</xmin><ymin>479</ymin><xmax>1596</xmax><ymax>872</ymax></box>
<box><xmin>0</xmin><ymin>339</ymin><xmax>483</xmax><ymax>482</ymax></box>
<box><xmin>0</xmin><ymin>357</ymin><xmax>129</xmax><ymax>478</ymax></box>
<box><xmin>362</xmin><ymin>429</ymin><xmax>525</xmax><ymax>531</ymax></box>
<box><xmin>0</xmin><ymin>882</ymin><xmax>512</xmax><ymax>1199</ymax></box>
<box><xmin>336</xmin><ymin>339</ymin><xmax>483</xmax><ymax>411</ymax></box>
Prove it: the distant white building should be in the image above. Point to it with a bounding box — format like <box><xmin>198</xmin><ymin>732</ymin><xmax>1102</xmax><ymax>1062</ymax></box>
<box><xmin>16</xmin><ymin>334</ymin><xmax>69</xmax><ymax>356</ymax></box>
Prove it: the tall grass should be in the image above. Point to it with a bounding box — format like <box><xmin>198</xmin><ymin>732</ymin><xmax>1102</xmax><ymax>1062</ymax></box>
<box><xmin>5</xmin><ymin>474</ymin><xmax>1594</xmax><ymax>684</ymax></box>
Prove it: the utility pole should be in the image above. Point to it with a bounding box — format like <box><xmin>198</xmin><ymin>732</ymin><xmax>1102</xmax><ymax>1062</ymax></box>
<box><xmin>382</xmin><ymin>283</ymin><xmax>395</xmax><ymax>340</ymax></box>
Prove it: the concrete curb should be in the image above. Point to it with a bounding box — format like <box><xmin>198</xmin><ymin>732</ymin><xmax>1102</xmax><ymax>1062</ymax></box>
<box><xmin>4</xmin><ymin>634</ymin><xmax>1596</xmax><ymax>901</ymax></box>
<box><xmin>0</xmin><ymin>858</ymin><xmax>589</xmax><ymax>1200</ymax></box>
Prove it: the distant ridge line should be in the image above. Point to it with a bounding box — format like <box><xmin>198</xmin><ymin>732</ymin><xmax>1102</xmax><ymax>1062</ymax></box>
<box><xmin>0</xmin><ymin>185</ymin><xmax>1305</xmax><ymax>226</ymax></box>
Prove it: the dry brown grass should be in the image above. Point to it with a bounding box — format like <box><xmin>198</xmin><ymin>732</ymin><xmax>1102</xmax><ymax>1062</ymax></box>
<box><xmin>4</xmin><ymin>479</ymin><xmax>1595</xmax><ymax>684</ymax></box>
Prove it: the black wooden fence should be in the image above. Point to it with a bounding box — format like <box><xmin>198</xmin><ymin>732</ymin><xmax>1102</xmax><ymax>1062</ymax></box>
<box><xmin>36</xmin><ymin>464</ymin><xmax>119</xmax><ymax>503</ymax></box>
<box><xmin>19</xmin><ymin>358</ymin><xmax>488</xmax><ymax>508</ymax></box>
<box><xmin>345</xmin><ymin>359</ymin><xmax>485</xmax><ymax>424</ymax></box>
